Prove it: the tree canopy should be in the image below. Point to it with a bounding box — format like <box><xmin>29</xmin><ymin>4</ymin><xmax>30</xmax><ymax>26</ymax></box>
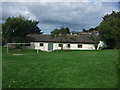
<box><xmin>82</xmin><ymin>28</ymin><xmax>87</xmax><ymax>32</ymax></box>
<box><xmin>2</xmin><ymin>16</ymin><xmax>42</xmax><ymax>43</ymax></box>
<box><xmin>82</xmin><ymin>11</ymin><xmax>119</xmax><ymax>49</ymax></box>
<box><xmin>51</xmin><ymin>27</ymin><xmax>70</xmax><ymax>38</ymax></box>
<box><xmin>98</xmin><ymin>11</ymin><xmax>120</xmax><ymax>48</ymax></box>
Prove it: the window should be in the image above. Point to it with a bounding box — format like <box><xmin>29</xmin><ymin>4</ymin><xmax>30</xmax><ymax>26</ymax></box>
<box><xmin>78</xmin><ymin>44</ymin><xmax>82</xmax><ymax>48</ymax></box>
<box><xmin>40</xmin><ymin>43</ymin><xmax>43</xmax><ymax>46</ymax></box>
<box><xmin>67</xmin><ymin>44</ymin><xmax>70</xmax><ymax>48</ymax></box>
<box><xmin>59</xmin><ymin>44</ymin><xmax>63</xmax><ymax>47</ymax></box>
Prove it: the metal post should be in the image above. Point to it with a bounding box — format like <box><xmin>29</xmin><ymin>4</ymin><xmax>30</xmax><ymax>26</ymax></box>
<box><xmin>37</xmin><ymin>49</ymin><xmax>38</xmax><ymax>54</ymax></box>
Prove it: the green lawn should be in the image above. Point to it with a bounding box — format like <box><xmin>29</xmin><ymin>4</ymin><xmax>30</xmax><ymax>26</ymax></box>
<box><xmin>2</xmin><ymin>48</ymin><xmax>118</xmax><ymax>88</ymax></box>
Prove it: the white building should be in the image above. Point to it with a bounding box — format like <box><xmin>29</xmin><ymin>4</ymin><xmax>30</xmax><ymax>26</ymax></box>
<box><xmin>26</xmin><ymin>34</ymin><xmax>96</xmax><ymax>52</ymax></box>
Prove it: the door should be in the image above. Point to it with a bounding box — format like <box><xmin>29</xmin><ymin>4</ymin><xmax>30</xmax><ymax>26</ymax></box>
<box><xmin>48</xmin><ymin>43</ymin><xmax>53</xmax><ymax>51</ymax></box>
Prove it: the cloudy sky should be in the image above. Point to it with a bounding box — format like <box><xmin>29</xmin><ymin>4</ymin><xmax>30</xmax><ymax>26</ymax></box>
<box><xmin>1</xmin><ymin>1</ymin><xmax>119</xmax><ymax>34</ymax></box>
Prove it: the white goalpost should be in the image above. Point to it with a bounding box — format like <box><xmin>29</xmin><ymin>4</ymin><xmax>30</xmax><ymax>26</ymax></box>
<box><xmin>7</xmin><ymin>43</ymin><xmax>39</xmax><ymax>53</ymax></box>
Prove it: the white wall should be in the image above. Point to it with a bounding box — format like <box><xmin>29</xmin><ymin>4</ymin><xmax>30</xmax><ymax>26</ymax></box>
<box><xmin>53</xmin><ymin>43</ymin><xmax>95</xmax><ymax>50</ymax></box>
<box><xmin>82</xmin><ymin>44</ymin><xmax>95</xmax><ymax>50</ymax></box>
<box><xmin>32</xmin><ymin>42</ymin><xmax>48</xmax><ymax>51</ymax></box>
<box><xmin>31</xmin><ymin>42</ymin><xmax>95</xmax><ymax>51</ymax></box>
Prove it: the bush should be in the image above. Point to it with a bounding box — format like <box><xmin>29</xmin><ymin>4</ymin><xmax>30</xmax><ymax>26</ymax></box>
<box><xmin>102</xmin><ymin>47</ymin><xmax>116</xmax><ymax>49</ymax></box>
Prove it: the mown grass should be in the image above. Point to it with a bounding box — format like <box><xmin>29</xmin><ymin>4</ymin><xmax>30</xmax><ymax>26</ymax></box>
<box><xmin>2</xmin><ymin>48</ymin><xmax>118</xmax><ymax>88</ymax></box>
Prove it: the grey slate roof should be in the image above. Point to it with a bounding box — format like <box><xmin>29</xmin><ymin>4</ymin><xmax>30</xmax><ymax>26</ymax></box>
<box><xmin>26</xmin><ymin>34</ymin><xmax>94</xmax><ymax>43</ymax></box>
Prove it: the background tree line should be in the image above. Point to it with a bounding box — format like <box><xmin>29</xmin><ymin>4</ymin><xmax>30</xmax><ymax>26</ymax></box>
<box><xmin>2</xmin><ymin>15</ymin><xmax>42</xmax><ymax>45</ymax></box>
<box><xmin>83</xmin><ymin>11</ymin><xmax>120</xmax><ymax>49</ymax></box>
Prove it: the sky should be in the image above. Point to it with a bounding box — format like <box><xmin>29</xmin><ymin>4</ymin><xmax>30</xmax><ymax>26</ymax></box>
<box><xmin>1</xmin><ymin>0</ymin><xmax>119</xmax><ymax>34</ymax></box>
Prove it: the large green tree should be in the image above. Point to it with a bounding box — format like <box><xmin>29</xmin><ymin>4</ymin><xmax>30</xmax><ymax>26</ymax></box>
<box><xmin>98</xmin><ymin>11</ymin><xmax>120</xmax><ymax>48</ymax></box>
<box><xmin>51</xmin><ymin>27</ymin><xmax>70</xmax><ymax>50</ymax></box>
<box><xmin>2</xmin><ymin>16</ymin><xmax>42</xmax><ymax>43</ymax></box>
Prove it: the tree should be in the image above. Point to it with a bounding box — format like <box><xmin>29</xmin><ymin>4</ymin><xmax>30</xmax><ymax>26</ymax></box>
<box><xmin>82</xmin><ymin>28</ymin><xmax>86</xmax><ymax>32</ymax></box>
<box><xmin>51</xmin><ymin>27</ymin><xmax>70</xmax><ymax>50</ymax></box>
<box><xmin>98</xmin><ymin>11</ymin><xmax>120</xmax><ymax>48</ymax></box>
<box><xmin>88</xmin><ymin>32</ymin><xmax>100</xmax><ymax>49</ymax></box>
<box><xmin>2</xmin><ymin>16</ymin><xmax>42</xmax><ymax>43</ymax></box>
<box><xmin>86</xmin><ymin>26</ymin><xmax>99</xmax><ymax>32</ymax></box>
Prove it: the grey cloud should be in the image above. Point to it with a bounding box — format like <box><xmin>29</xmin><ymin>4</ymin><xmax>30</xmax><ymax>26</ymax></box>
<box><xmin>2</xmin><ymin>2</ymin><xmax>118</xmax><ymax>33</ymax></box>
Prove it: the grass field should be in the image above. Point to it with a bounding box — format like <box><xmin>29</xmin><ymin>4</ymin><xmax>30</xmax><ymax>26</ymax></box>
<box><xmin>2</xmin><ymin>48</ymin><xmax>118</xmax><ymax>88</ymax></box>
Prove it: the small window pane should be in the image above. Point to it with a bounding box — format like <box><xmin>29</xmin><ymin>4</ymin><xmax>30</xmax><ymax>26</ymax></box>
<box><xmin>78</xmin><ymin>44</ymin><xmax>82</xmax><ymax>48</ymax></box>
<box><xmin>59</xmin><ymin>44</ymin><xmax>63</xmax><ymax>47</ymax></box>
<box><xmin>40</xmin><ymin>43</ymin><xmax>43</xmax><ymax>46</ymax></box>
<box><xmin>67</xmin><ymin>44</ymin><xmax>70</xmax><ymax>48</ymax></box>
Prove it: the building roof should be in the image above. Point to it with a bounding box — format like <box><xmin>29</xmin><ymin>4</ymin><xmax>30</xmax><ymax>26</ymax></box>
<box><xmin>26</xmin><ymin>34</ymin><xmax>94</xmax><ymax>43</ymax></box>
